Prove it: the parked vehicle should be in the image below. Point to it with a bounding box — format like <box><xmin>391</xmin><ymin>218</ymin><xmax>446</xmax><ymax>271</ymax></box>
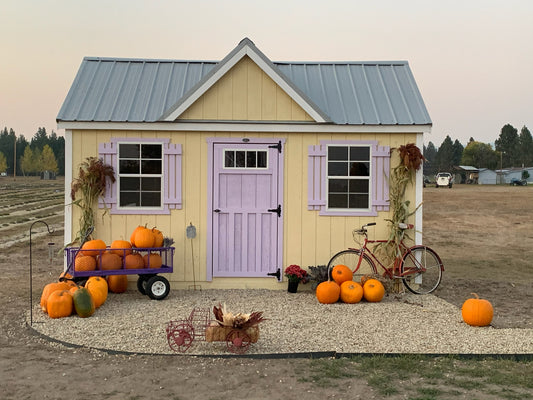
<box><xmin>435</xmin><ymin>172</ymin><xmax>454</xmax><ymax>188</ymax></box>
<box><xmin>510</xmin><ymin>178</ymin><xmax>527</xmax><ymax>186</ymax></box>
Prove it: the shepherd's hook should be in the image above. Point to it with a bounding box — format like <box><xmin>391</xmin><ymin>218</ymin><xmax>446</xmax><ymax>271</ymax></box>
<box><xmin>29</xmin><ymin>221</ymin><xmax>54</xmax><ymax>326</ymax></box>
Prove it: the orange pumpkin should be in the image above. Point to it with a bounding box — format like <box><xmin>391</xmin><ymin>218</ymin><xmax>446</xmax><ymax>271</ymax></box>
<box><xmin>74</xmin><ymin>255</ymin><xmax>97</xmax><ymax>272</ymax></box>
<box><xmin>97</xmin><ymin>252</ymin><xmax>123</xmax><ymax>271</ymax></box>
<box><xmin>69</xmin><ymin>285</ymin><xmax>80</xmax><ymax>296</ymax></box>
<box><xmin>134</xmin><ymin>227</ymin><xmax>155</xmax><ymax>248</ymax></box>
<box><xmin>143</xmin><ymin>253</ymin><xmax>162</xmax><ymax>269</ymax></box>
<box><xmin>316</xmin><ymin>281</ymin><xmax>341</xmax><ymax>304</ymax></box>
<box><xmin>47</xmin><ymin>290</ymin><xmax>74</xmax><ymax>318</ymax></box>
<box><xmin>40</xmin><ymin>282</ymin><xmax>72</xmax><ymax>313</ymax></box>
<box><xmin>124</xmin><ymin>253</ymin><xmax>145</xmax><ymax>269</ymax></box>
<box><xmin>80</xmin><ymin>239</ymin><xmax>107</xmax><ymax>257</ymax></box>
<box><xmin>151</xmin><ymin>228</ymin><xmax>164</xmax><ymax>247</ymax></box>
<box><xmin>340</xmin><ymin>281</ymin><xmax>364</xmax><ymax>304</ymax></box>
<box><xmin>130</xmin><ymin>225</ymin><xmax>146</xmax><ymax>247</ymax></box>
<box><xmin>363</xmin><ymin>279</ymin><xmax>385</xmax><ymax>302</ymax></box>
<box><xmin>107</xmin><ymin>275</ymin><xmax>129</xmax><ymax>293</ymax></box>
<box><xmin>59</xmin><ymin>271</ymin><xmax>73</xmax><ymax>281</ymax></box>
<box><xmin>331</xmin><ymin>264</ymin><xmax>353</xmax><ymax>285</ymax></box>
<box><xmin>462</xmin><ymin>293</ymin><xmax>493</xmax><ymax>327</ymax></box>
<box><xmin>85</xmin><ymin>276</ymin><xmax>108</xmax><ymax>308</ymax></box>
<box><xmin>109</xmin><ymin>240</ymin><xmax>132</xmax><ymax>257</ymax></box>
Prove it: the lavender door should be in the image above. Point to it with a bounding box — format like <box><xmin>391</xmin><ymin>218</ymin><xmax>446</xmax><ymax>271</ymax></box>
<box><xmin>211</xmin><ymin>142</ymin><xmax>282</xmax><ymax>278</ymax></box>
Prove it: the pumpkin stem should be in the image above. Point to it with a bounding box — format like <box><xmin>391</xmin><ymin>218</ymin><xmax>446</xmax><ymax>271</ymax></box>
<box><xmin>471</xmin><ymin>292</ymin><xmax>480</xmax><ymax>299</ymax></box>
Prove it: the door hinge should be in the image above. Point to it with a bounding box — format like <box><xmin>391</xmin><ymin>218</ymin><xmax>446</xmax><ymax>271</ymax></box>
<box><xmin>267</xmin><ymin>268</ymin><xmax>281</xmax><ymax>281</ymax></box>
<box><xmin>267</xmin><ymin>204</ymin><xmax>281</xmax><ymax>217</ymax></box>
<box><xmin>268</xmin><ymin>141</ymin><xmax>282</xmax><ymax>153</ymax></box>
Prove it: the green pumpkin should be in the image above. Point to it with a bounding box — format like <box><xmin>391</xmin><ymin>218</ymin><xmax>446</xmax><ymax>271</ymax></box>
<box><xmin>72</xmin><ymin>287</ymin><xmax>95</xmax><ymax>318</ymax></box>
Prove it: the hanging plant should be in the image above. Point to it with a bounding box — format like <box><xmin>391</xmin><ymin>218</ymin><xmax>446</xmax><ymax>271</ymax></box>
<box><xmin>70</xmin><ymin>157</ymin><xmax>115</xmax><ymax>244</ymax></box>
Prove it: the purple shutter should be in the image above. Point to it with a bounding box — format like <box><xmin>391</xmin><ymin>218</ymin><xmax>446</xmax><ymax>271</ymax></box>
<box><xmin>307</xmin><ymin>144</ymin><xmax>327</xmax><ymax>210</ymax></box>
<box><xmin>98</xmin><ymin>142</ymin><xmax>118</xmax><ymax>209</ymax></box>
<box><xmin>371</xmin><ymin>145</ymin><xmax>390</xmax><ymax>212</ymax></box>
<box><xmin>163</xmin><ymin>143</ymin><xmax>182</xmax><ymax>210</ymax></box>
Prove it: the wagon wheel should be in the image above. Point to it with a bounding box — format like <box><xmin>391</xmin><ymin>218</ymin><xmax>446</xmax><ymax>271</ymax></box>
<box><xmin>225</xmin><ymin>330</ymin><xmax>251</xmax><ymax>354</ymax></box>
<box><xmin>166</xmin><ymin>322</ymin><xmax>194</xmax><ymax>353</ymax></box>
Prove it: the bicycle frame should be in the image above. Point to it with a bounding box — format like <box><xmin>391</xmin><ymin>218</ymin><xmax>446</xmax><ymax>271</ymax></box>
<box><xmin>352</xmin><ymin>237</ymin><xmax>421</xmax><ymax>279</ymax></box>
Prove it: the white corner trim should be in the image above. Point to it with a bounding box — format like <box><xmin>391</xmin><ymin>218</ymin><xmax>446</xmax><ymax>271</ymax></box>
<box><xmin>64</xmin><ymin>130</ymin><xmax>73</xmax><ymax>267</ymax></box>
<box><xmin>415</xmin><ymin>132</ymin><xmax>424</xmax><ymax>245</ymax></box>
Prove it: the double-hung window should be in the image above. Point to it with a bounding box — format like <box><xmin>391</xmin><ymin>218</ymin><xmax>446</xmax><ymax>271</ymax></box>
<box><xmin>308</xmin><ymin>140</ymin><xmax>390</xmax><ymax>216</ymax></box>
<box><xmin>327</xmin><ymin>145</ymin><xmax>371</xmax><ymax>211</ymax></box>
<box><xmin>118</xmin><ymin>143</ymin><xmax>163</xmax><ymax>209</ymax></box>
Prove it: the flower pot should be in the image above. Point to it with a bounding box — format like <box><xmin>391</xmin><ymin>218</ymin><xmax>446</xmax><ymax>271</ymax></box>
<box><xmin>287</xmin><ymin>280</ymin><xmax>299</xmax><ymax>293</ymax></box>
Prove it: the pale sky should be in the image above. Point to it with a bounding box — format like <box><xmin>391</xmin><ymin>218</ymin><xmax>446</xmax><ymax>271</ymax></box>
<box><xmin>2</xmin><ymin>0</ymin><xmax>532</xmax><ymax>147</ymax></box>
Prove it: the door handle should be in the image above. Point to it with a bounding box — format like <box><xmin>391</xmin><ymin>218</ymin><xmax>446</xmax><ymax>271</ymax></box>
<box><xmin>214</xmin><ymin>209</ymin><xmax>221</xmax><ymax>213</ymax></box>
<box><xmin>267</xmin><ymin>205</ymin><xmax>281</xmax><ymax>217</ymax></box>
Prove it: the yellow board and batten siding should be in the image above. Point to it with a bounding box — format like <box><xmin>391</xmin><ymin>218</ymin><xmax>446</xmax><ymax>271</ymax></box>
<box><xmin>69</xmin><ymin>56</ymin><xmax>418</xmax><ymax>290</ymax></box>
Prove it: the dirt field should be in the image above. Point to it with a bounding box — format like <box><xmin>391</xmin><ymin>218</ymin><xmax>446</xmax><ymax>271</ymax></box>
<box><xmin>1</xmin><ymin>178</ymin><xmax>532</xmax><ymax>399</ymax></box>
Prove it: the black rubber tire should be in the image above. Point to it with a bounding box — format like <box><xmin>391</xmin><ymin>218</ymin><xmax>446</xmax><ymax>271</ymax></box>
<box><xmin>401</xmin><ymin>246</ymin><xmax>443</xmax><ymax>294</ymax></box>
<box><xmin>145</xmin><ymin>275</ymin><xmax>170</xmax><ymax>300</ymax></box>
<box><xmin>136</xmin><ymin>275</ymin><xmax>151</xmax><ymax>295</ymax></box>
<box><xmin>327</xmin><ymin>249</ymin><xmax>377</xmax><ymax>283</ymax></box>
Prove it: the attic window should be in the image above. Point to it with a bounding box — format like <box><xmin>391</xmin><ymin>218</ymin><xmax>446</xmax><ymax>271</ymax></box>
<box><xmin>223</xmin><ymin>149</ymin><xmax>268</xmax><ymax>169</ymax></box>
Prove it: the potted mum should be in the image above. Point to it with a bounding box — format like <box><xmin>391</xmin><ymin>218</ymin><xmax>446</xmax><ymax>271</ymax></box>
<box><xmin>284</xmin><ymin>265</ymin><xmax>308</xmax><ymax>293</ymax></box>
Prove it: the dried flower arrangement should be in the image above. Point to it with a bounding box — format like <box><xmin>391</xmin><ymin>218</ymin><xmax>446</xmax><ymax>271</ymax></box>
<box><xmin>212</xmin><ymin>303</ymin><xmax>265</xmax><ymax>330</ymax></box>
<box><xmin>70</xmin><ymin>157</ymin><xmax>115</xmax><ymax>243</ymax></box>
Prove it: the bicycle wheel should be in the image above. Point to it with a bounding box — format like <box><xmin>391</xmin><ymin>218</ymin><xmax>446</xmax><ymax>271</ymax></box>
<box><xmin>400</xmin><ymin>246</ymin><xmax>443</xmax><ymax>294</ymax></box>
<box><xmin>327</xmin><ymin>249</ymin><xmax>377</xmax><ymax>283</ymax></box>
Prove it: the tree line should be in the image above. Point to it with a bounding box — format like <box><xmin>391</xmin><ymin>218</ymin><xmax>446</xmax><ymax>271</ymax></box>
<box><xmin>423</xmin><ymin>124</ymin><xmax>533</xmax><ymax>177</ymax></box>
<box><xmin>0</xmin><ymin>127</ymin><xmax>65</xmax><ymax>176</ymax></box>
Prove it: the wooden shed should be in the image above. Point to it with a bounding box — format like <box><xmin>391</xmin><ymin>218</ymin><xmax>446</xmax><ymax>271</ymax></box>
<box><xmin>57</xmin><ymin>38</ymin><xmax>432</xmax><ymax>289</ymax></box>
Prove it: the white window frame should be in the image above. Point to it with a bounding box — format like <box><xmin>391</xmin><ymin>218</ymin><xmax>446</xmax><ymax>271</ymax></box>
<box><xmin>116</xmin><ymin>141</ymin><xmax>164</xmax><ymax>211</ymax></box>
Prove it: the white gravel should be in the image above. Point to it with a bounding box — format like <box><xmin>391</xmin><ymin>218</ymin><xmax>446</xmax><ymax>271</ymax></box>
<box><xmin>29</xmin><ymin>289</ymin><xmax>533</xmax><ymax>356</ymax></box>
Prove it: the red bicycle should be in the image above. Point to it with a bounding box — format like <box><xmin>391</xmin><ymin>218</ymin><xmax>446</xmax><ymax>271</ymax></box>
<box><xmin>327</xmin><ymin>223</ymin><xmax>444</xmax><ymax>294</ymax></box>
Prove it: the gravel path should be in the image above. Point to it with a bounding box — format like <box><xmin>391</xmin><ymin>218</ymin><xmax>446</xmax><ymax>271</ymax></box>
<box><xmin>30</xmin><ymin>289</ymin><xmax>533</xmax><ymax>356</ymax></box>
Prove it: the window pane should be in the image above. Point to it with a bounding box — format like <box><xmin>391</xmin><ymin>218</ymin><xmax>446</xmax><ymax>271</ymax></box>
<box><xmin>329</xmin><ymin>179</ymin><xmax>348</xmax><ymax>193</ymax></box>
<box><xmin>257</xmin><ymin>151</ymin><xmax>267</xmax><ymax>168</ymax></box>
<box><xmin>329</xmin><ymin>193</ymin><xmax>348</xmax><ymax>208</ymax></box>
<box><xmin>141</xmin><ymin>144</ymin><xmax>162</xmax><ymax>159</ymax></box>
<box><xmin>349</xmin><ymin>162</ymin><xmax>370</xmax><ymax>176</ymax></box>
<box><xmin>119</xmin><ymin>144</ymin><xmax>139</xmax><ymax>158</ymax></box>
<box><xmin>236</xmin><ymin>151</ymin><xmax>246</xmax><ymax>168</ymax></box>
<box><xmin>141</xmin><ymin>177</ymin><xmax>161</xmax><ymax>191</ymax></box>
<box><xmin>328</xmin><ymin>146</ymin><xmax>348</xmax><ymax>161</ymax></box>
<box><xmin>119</xmin><ymin>160</ymin><xmax>139</xmax><ymax>174</ymax></box>
<box><xmin>350</xmin><ymin>146</ymin><xmax>370</xmax><ymax>161</ymax></box>
<box><xmin>120</xmin><ymin>191</ymin><xmax>140</xmax><ymax>207</ymax></box>
<box><xmin>121</xmin><ymin>177</ymin><xmax>140</xmax><ymax>191</ymax></box>
<box><xmin>225</xmin><ymin>151</ymin><xmax>235</xmax><ymax>168</ymax></box>
<box><xmin>349</xmin><ymin>194</ymin><xmax>369</xmax><ymax>209</ymax></box>
<box><xmin>349</xmin><ymin>179</ymin><xmax>369</xmax><ymax>193</ymax></box>
<box><xmin>246</xmin><ymin>151</ymin><xmax>256</xmax><ymax>168</ymax></box>
<box><xmin>328</xmin><ymin>161</ymin><xmax>348</xmax><ymax>176</ymax></box>
<box><xmin>141</xmin><ymin>192</ymin><xmax>161</xmax><ymax>207</ymax></box>
<box><xmin>141</xmin><ymin>160</ymin><xmax>162</xmax><ymax>174</ymax></box>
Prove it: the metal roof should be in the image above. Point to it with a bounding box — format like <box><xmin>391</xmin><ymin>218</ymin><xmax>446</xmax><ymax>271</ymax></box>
<box><xmin>57</xmin><ymin>39</ymin><xmax>431</xmax><ymax>126</ymax></box>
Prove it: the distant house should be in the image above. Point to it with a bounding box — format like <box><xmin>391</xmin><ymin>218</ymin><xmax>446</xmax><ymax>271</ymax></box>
<box><xmin>455</xmin><ymin>166</ymin><xmax>479</xmax><ymax>184</ymax></box>
<box><xmin>57</xmin><ymin>38</ymin><xmax>432</xmax><ymax>289</ymax></box>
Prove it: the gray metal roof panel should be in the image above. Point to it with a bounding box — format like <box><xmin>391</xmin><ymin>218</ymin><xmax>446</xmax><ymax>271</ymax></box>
<box><xmin>58</xmin><ymin>55</ymin><xmax>431</xmax><ymax>125</ymax></box>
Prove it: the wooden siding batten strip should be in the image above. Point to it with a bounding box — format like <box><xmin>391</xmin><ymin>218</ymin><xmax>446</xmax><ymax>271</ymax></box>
<box><xmin>98</xmin><ymin>141</ymin><xmax>118</xmax><ymax>209</ymax></box>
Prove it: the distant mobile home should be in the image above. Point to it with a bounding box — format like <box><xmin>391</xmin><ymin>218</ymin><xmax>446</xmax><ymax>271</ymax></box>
<box><xmin>57</xmin><ymin>38</ymin><xmax>432</xmax><ymax>289</ymax></box>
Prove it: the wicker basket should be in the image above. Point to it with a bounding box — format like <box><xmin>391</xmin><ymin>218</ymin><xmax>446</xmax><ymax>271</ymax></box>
<box><xmin>205</xmin><ymin>324</ymin><xmax>259</xmax><ymax>343</ymax></box>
